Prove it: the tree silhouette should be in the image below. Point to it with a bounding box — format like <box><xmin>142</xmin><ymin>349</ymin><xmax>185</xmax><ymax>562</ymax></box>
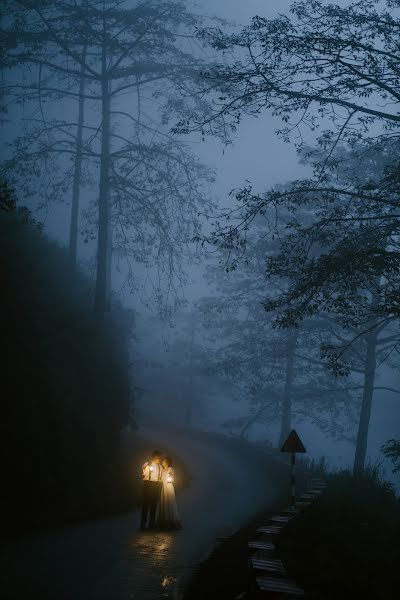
<box><xmin>2</xmin><ymin>0</ymin><xmax>215</xmax><ymax>315</ymax></box>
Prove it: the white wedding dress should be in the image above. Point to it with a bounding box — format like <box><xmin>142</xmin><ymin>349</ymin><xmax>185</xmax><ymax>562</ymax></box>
<box><xmin>157</xmin><ymin>467</ymin><xmax>182</xmax><ymax>530</ymax></box>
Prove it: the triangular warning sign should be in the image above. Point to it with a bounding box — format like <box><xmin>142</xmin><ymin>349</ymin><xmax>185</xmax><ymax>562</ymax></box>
<box><xmin>280</xmin><ymin>429</ymin><xmax>306</xmax><ymax>453</ymax></box>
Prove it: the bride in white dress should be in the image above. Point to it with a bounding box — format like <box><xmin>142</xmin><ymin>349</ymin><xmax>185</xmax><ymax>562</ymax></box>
<box><xmin>157</xmin><ymin>456</ymin><xmax>182</xmax><ymax>530</ymax></box>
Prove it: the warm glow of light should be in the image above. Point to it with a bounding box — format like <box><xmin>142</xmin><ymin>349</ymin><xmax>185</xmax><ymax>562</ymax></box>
<box><xmin>167</xmin><ymin>475</ymin><xmax>173</xmax><ymax>483</ymax></box>
<box><xmin>149</xmin><ymin>465</ymin><xmax>154</xmax><ymax>471</ymax></box>
<box><xmin>161</xmin><ymin>575</ymin><xmax>177</xmax><ymax>588</ymax></box>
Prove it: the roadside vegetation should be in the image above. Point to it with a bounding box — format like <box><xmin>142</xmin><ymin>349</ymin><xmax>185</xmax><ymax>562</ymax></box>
<box><xmin>184</xmin><ymin>461</ymin><xmax>400</xmax><ymax>600</ymax></box>
<box><xmin>0</xmin><ymin>183</ymin><xmax>170</xmax><ymax>536</ymax></box>
<box><xmin>278</xmin><ymin>468</ymin><xmax>400</xmax><ymax>599</ymax></box>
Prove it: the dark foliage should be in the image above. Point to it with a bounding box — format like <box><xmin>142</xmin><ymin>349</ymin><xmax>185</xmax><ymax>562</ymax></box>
<box><xmin>0</xmin><ymin>190</ymin><xmax>132</xmax><ymax>536</ymax></box>
<box><xmin>278</xmin><ymin>469</ymin><xmax>400</xmax><ymax>599</ymax></box>
<box><xmin>180</xmin><ymin>0</ymin><xmax>400</xmax><ymax>362</ymax></box>
<box><xmin>382</xmin><ymin>438</ymin><xmax>400</xmax><ymax>473</ymax></box>
<box><xmin>2</xmin><ymin>0</ymin><xmax>216</xmax><ymax>317</ymax></box>
<box><xmin>183</xmin><ymin>452</ymin><xmax>315</xmax><ymax>600</ymax></box>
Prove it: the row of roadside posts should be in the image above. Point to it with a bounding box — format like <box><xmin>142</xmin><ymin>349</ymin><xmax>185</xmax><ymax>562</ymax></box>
<box><xmin>243</xmin><ymin>429</ymin><xmax>328</xmax><ymax>599</ymax></box>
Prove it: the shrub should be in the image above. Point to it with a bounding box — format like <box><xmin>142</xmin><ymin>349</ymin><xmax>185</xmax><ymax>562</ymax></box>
<box><xmin>0</xmin><ymin>195</ymin><xmax>133</xmax><ymax>534</ymax></box>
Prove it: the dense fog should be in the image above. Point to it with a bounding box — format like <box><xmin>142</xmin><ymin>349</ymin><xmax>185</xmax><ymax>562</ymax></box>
<box><xmin>1</xmin><ymin>0</ymin><xmax>400</xmax><ymax>497</ymax></box>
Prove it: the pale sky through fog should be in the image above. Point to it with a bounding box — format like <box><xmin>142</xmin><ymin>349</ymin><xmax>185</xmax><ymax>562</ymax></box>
<box><xmin>191</xmin><ymin>0</ymin><xmax>352</xmax><ymax>205</ymax></box>
<box><xmin>36</xmin><ymin>0</ymin><xmax>353</xmax><ymax>306</ymax></box>
<box><xmin>181</xmin><ymin>0</ymin><xmax>357</xmax><ymax>267</ymax></box>
<box><xmin>192</xmin><ymin>0</ymin><xmax>307</xmax><ymax>203</ymax></box>
<box><xmin>41</xmin><ymin>0</ymin><xmax>312</xmax><ymax>296</ymax></box>
<box><xmin>198</xmin><ymin>0</ymin><xmax>294</xmax><ymax>22</ymax></box>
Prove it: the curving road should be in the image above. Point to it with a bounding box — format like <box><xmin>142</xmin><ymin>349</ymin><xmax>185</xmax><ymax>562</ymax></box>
<box><xmin>1</xmin><ymin>427</ymin><xmax>288</xmax><ymax>600</ymax></box>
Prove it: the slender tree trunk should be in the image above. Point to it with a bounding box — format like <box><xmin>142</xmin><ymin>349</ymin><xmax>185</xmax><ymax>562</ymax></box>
<box><xmin>353</xmin><ymin>329</ymin><xmax>377</xmax><ymax>475</ymax></box>
<box><xmin>105</xmin><ymin>216</ymin><xmax>112</xmax><ymax>310</ymax></box>
<box><xmin>94</xmin><ymin>40</ymin><xmax>111</xmax><ymax>316</ymax></box>
<box><xmin>105</xmin><ymin>46</ymin><xmax>113</xmax><ymax>307</ymax></box>
<box><xmin>240</xmin><ymin>404</ymin><xmax>267</xmax><ymax>439</ymax></box>
<box><xmin>69</xmin><ymin>44</ymin><xmax>87</xmax><ymax>266</ymax></box>
<box><xmin>185</xmin><ymin>383</ymin><xmax>193</xmax><ymax>426</ymax></box>
<box><xmin>185</xmin><ymin>315</ymin><xmax>195</xmax><ymax>426</ymax></box>
<box><xmin>353</xmin><ymin>277</ymin><xmax>382</xmax><ymax>475</ymax></box>
<box><xmin>240</xmin><ymin>416</ymin><xmax>256</xmax><ymax>439</ymax></box>
<box><xmin>279</xmin><ymin>330</ymin><xmax>297</xmax><ymax>447</ymax></box>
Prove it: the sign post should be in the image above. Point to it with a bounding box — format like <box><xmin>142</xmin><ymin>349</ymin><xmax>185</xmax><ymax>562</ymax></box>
<box><xmin>280</xmin><ymin>429</ymin><xmax>306</xmax><ymax>508</ymax></box>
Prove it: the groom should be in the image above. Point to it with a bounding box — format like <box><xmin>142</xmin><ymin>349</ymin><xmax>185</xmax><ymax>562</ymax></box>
<box><xmin>141</xmin><ymin>450</ymin><xmax>164</xmax><ymax>530</ymax></box>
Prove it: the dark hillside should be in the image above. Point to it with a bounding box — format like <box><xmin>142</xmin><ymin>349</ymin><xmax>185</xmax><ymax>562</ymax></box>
<box><xmin>0</xmin><ymin>193</ymin><xmax>132</xmax><ymax>536</ymax></box>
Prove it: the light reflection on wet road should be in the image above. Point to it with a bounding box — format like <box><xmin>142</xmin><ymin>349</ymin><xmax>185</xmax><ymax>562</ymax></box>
<box><xmin>1</xmin><ymin>430</ymin><xmax>287</xmax><ymax>599</ymax></box>
<box><xmin>124</xmin><ymin>531</ymin><xmax>183</xmax><ymax>600</ymax></box>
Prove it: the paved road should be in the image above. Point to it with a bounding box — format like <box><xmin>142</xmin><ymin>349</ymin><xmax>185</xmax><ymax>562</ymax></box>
<box><xmin>1</xmin><ymin>428</ymin><xmax>288</xmax><ymax>600</ymax></box>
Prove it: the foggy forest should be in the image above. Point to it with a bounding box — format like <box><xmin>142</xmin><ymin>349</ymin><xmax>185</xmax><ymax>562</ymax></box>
<box><xmin>1</xmin><ymin>1</ymin><xmax>400</xmax><ymax>599</ymax></box>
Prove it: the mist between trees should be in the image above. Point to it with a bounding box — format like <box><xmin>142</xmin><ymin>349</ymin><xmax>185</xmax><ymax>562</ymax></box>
<box><xmin>167</xmin><ymin>0</ymin><xmax>400</xmax><ymax>477</ymax></box>
<box><xmin>1</xmin><ymin>0</ymin><xmax>400</xmax><ymax>512</ymax></box>
<box><xmin>1</xmin><ymin>0</ymin><xmax>216</xmax><ymax>316</ymax></box>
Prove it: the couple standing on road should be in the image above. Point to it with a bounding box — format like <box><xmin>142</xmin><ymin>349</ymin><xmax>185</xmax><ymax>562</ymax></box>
<box><xmin>141</xmin><ymin>450</ymin><xmax>182</xmax><ymax>531</ymax></box>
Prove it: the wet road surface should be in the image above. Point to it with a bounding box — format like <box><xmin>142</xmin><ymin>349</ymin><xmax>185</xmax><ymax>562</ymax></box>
<box><xmin>1</xmin><ymin>429</ymin><xmax>287</xmax><ymax>600</ymax></box>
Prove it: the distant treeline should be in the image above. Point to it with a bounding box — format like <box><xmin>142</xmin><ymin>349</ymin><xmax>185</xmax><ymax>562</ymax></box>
<box><xmin>0</xmin><ymin>182</ymin><xmax>133</xmax><ymax>536</ymax></box>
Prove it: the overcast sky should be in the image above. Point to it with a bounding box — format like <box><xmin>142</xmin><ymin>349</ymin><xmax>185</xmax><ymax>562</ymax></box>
<box><xmin>192</xmin><ymin>0</ymin><xmax>352</xmax><ymax>204</ymax></box>
<box><xmin>39</xmin><ymin>0</ymin><xmax>313</xmax><ymax>298</ymax></box>
<box><xmin>199</xmin><ymin>0</ymin><xmax>295</xmax><ymax>22</ymax></box>
<box><xmin>195</xmin><ymin>0</ymin><xmax>307</xmax><ymax>188</ymax></box>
